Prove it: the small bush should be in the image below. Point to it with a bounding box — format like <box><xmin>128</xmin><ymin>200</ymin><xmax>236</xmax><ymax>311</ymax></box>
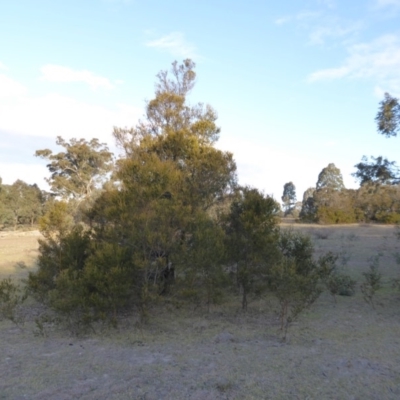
<box><xmin>375</xmin><ymin>211</ymin><xmax>400</xmax><ymax>224</ymax></box>
<box><xmin>0</xmin><ymin>277</ymin><xmax>27</xmax><ymax>326</ymax></box>
<box><xmin>270</xmin><ymin>231</ymin><xmax>334</xmax><ymax>340</ymax></box>
<box><xmin>360</xmin><ymin>256</ymin><xmax>382</xmax><ymax>309</ymax></box>
<box><xmin>327</xmin><ymin>273</ymin><xmax>356</xmax><ymax>299</ymax></box>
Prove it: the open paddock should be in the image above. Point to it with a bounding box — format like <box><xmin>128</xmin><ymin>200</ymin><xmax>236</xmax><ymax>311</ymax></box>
<box><xmin>1</xmin><ymin>224</ymin><xmax>400</xmax><ymax>399</ymax></box>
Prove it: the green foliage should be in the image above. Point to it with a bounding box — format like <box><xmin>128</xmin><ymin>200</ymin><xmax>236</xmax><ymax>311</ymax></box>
<box><xmin>178</xmin><ymin>215</ymin><xmax>227</xmax><ymax>311</ymax></box>
<box><xmin>30</xmin><ymin>60</ymin><xmax>238</xmax><ymax>326</ymax></box>
<box><xmin>299</xmin><ymin>187</ymin><xmax>317</xmax><ymax>222</ymax></box>
<box><xmin>326</xmin><ymin>273</ymin><xmax>356</xmax><ymax>300</ymax></box>
<box><xmin>223</xmin><ymin>186</ymin><xmax>280</xmax><ymax>310</ymax></box>
<box><xmin>353</xmin><ymin>156</ymin><xmax>399</xmax><ymax>186</ymax></box>
<box><xmin>316</xmin><ymin>163</ymin><xmax>345</xmax><ymax>191</ymax></box>
<box><xmin>357</xmin><ymin>184</ymin><xmax>400</xmax><ymax>223</ymax></box>
<box><xmin>39</xmin><ymin>200</ymin><xmax>75</xmax><ymax>240</ymax></box>
<box><xmin>0</xmin><ymin>180</ymin><xmax>45</xmax><ymax>230</ymax></box>
<box><xmin>375</xmin><ymin>211</ymin><xmax>400</xmax><ymax>224</ymax></box>
<box><xmin>299</xmin><ymin>180</ymin><xmax>400</xmax><ymax>224</ymax></box>
<box><xmin>270</xmin><ymin>230</ymin><xmax>334</xmax><ymax>339</ymax></box>
<box><xmin>28</xmin><ymin>225</ymin><xmax>91</xmax><ymax>304</ymax></box>
<box><xmin>281</xmin><ymin>182</ymin><xmax>296</xmax><ymax>216</ymax></box>
<box><xmin>360</xmin><ymin>256</ymin><xmax>382</xmax><ymax>309</ymax></box>
<box><xmin>35</xmin><ymin>136</ymin><xmax>114</xmax><ymax>208</ymax></box>
<box><xmin>376</xmin><ymin>92</ymin><xmax>400</xmax><ymax>138</ymax></box>
<box><xmin>316</xmin><ymin>204</ymin><xmax>359</xmax><ymax>224</ymax></box>
<box><xmin>0</xmin><ymin>277</ymin><xmax>27</xmax><ymax>325</ymax></box>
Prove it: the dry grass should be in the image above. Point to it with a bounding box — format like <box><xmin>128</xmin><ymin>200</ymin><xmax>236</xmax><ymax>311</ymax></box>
<box><xmin>1</xmin><ymin>225</ymin><xmax>400</xmax><ymax>399</ymax></box>
<box><xmin>0</xmin><ymin>230</ymin><xmax>41</xmax><ymax>279</ymax></box>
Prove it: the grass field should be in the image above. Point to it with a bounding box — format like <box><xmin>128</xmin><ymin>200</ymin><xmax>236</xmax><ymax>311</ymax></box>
<box><xmin>1</xmin><ymin>224</ymin><xmax>400</xmax><ymax>399</ymax></box>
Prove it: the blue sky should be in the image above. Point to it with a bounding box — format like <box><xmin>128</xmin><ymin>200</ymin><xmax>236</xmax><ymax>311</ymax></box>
<box><xmin>1</xmin><ymin>0</ymin><xmax>400</xmax><ymax>203</ymax></box>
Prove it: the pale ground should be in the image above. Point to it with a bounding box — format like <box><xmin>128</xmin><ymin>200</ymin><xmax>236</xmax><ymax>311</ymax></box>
<box><xmin>1</xmin><ymin>224</ymin><xmax>400</xmax><ymax>399</ymax></box>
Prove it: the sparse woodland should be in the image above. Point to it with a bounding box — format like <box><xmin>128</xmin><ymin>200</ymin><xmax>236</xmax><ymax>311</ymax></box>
<box><xmin>1</xmin><ymin>60</ymin><xmax>400</xmax><ymax>340</ymax></box>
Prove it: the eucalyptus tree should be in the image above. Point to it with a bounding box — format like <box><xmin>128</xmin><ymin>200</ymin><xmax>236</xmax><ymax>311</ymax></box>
<box><xmin>281</xmin><ymin>181</ymin><xmax>296</xmax><ymax>216</ymax></box>
<box><xmin>35</xmin><ymin>136</ymin><xmax>114</xmax><ymax>204</ymax></box>
<box><xmin>0</xmin><ymin>180</ymin><xmax>44</xmax><ymax>229</ymax></box>
<box><xmin>376</xmin><ymin>92</ymin><xmax>400</xmax><ymax>138</ymax></box>
<box><xmin>316</xmin><ymin>163</ymin><xmax>345</xmax><ymax>191</ymax></box>
<box><xmin>353</xmin><ymin>156</ymin><xmax>399</xmax><ymax>186</ymax></box>
<box><xmin>353</xmin><ymin>93</ymin><xmax>400</xmax><ymax>188</ymax></box>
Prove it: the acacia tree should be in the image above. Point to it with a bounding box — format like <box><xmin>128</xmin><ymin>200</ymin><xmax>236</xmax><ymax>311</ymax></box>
<box><xmin>281</xmin><ymin>182</ymin><xmax>296</xmax><ymax>216</ymax></box>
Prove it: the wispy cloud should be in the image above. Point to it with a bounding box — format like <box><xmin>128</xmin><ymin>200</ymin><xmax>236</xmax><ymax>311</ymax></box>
<box><xmin>308</xmin><ymin>21</ymin><xmax>362</xmax><ymax>45</ymax></box>
<box><xmin>0</xmin><ymin>92</ymin><xmax>141</xmax><ymax>143</ymax></box>
<box><xmin>376</xmin><ymin>0</ymin><xmax>400</xmax><ymax>7</ymax></box>
<box><xmin>318</xmin><ymin>0</ymin><xmax>336</xmax><ymax>8</ymax></box>
<box><xmin>274</xmin><ymin>11</ymin><xmax>320</xmax><ymax>25</ymax></box>
<box><xmin>308</xmin><ymin>34</ymin><xmax>400</xmax><ymax>93</ymax></box>
<box><xmin>275</xmin><ymin>8</ymin><xmax>361</xmax><ymax>46</ymax></box>
<box><xmin>146</xmin><ymin>32</ymin><xmax>198</xmax><ymax>58</ymax></box>
<box><xmin>274</xmin><ymin>16</ymin><xmax>291</xmax><ymax>25</ymax></box>
<box><xmin>40</xmin><ymin>64</ymin><xmax>115</xmax><ymax>90</ymax></box>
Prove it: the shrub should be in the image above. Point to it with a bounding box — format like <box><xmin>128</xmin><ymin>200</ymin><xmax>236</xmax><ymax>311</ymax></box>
<box><xmin>327</xmin><ymin>273</ymin><xmax>356</xmax><ymax>300</ymax></box>
<box><xmin>269</xmin><ymin>231</ymin><xmax>335</xmax><ymax>340</ymax></box>
<box><xmin>0</xmin><ymin>277</ymin><xmax>27</xmax><ymax>326</ymax></box>
<box><xmin>360</xmin><ymin>256</ymin><xmax>382</xmax><ymax>309</ymax></box>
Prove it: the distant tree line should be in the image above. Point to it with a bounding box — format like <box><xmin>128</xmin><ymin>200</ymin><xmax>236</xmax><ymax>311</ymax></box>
<box><xmin>292</xmin><ymin>93</ymin><xmax>400</xmax><ymax>224</ymax></box>
<box><xmin>0</xmin><ymin>178</ymin><xmax>48</xmax><ymax>230</ymax></box>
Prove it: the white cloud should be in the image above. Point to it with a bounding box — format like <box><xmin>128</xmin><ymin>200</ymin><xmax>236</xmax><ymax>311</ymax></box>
<box><xmin>0</xmin><ymin>74</ymin><xmax>28</xmax><ymax>98</ymax></box>
<box><xmin>308</xmin><ymin>34</ymin><xmax>400</xmax><ymax>93</ymax></box>
<box><xmin>275</xmin><ymin>9</ymin><xmax>360</xmax><ymax>46</ymax></box>
<box><xmin>146</xmin><ymin>32</ymin><xmax>198</xmax><ymax>59</ymax></box>
<box><xmin>0</xmin><ymin>71</ymin><xmax>142</xmax><ymax>189</ymax></box>
<box><xmin>0</xmin><ymin>61</ymin><xmax>8</xmax><ymax>71</ymax></box>
<box><xmin>0</xmin><ymin>93</ymin><xmax>141</xmax><ymax>144</ymax></box>
<box><xmin>40</xmin><ymin>64</ymin><xmax>115</xmax><ymax>90</ymax></box>
<box><xmin>0</xmin><ymin>162</ymin><xmax>49</xmax><ymax>188</ymax></box>
<box><xmin>308</xmin><ymin>66</ymin><xmax>350</xmax><ymax>81</ymax></box>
